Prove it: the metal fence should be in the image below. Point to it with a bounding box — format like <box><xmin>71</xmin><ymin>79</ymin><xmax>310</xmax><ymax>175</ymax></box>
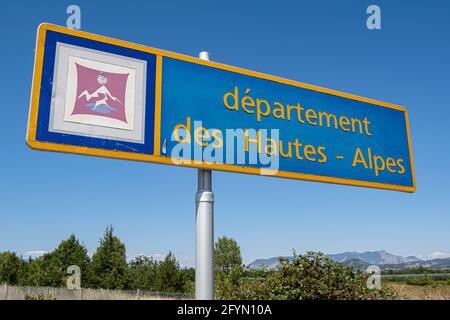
<box><xmin>0</xmin><ymin>284</ymin><xmax>194</xmax><ymax>300</ymax></box>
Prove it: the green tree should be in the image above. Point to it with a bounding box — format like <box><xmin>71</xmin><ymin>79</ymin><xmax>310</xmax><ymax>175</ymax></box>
<box><xmin>21</xmin><ymin>257</ymin><xmax>44</xmax><ymax>286</ymax></box>
<box><xmin>88</xmin><ymin>226</ymin><xmax>127</xmax><ymax>289</ymax></box>
<box><xmin>0</xmin><ymin>251</ymin><xmax>26</xmax><ymax>285</ymax></box>
<box><xmin>215</xmin><ymin>264</ymin><xmax>244</xmax><ymax>299</ymax></box>
<box><xmin>18</xmin><ymin>235</ymin><xmax>90</xmax><ymax>287</ymax></box>
<box><xmin>181</xmin><ymin>267</ymin><xmax>195</xmax><ymax>294</ymax></box>
<box><xmin>127</xmin><ymin>255</ymin><xmax>157</xmax><ymax>290</ymax></box>
<box><xmin>214</xmin><ymin>236</ymin><xmax>242</xmax><ymax>273</ymax></box>
<box><xmin>214</xmin><ymin>236</ymin><xmax>244</xmax><ymax>299</ymax></box>
<box><xmin>15</xmin><ymin>252</ymin><xmax>60</xmax><ymax>287</ymax></box>
<box><xmin>154</xmin><ymin>252</ymin><xmax>186</xmax><ymax>292</ymax></box>
<box><xmin>53</xmin><ymin>234</ymin><xmax>90</xmax><ymax>287</ymax></box>
<box><xmin>37</xmin><ymin>252</ymin><xmax>61</xmax><ymax>287</ymax></box>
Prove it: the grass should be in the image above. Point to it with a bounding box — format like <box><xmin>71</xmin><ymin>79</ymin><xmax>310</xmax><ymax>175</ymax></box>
<box><xmin>386</xmin><ymin>281</ymin><xmax>450</xmax><ymax>300</ymax></box>
<box><xmin>0</xmin><ymin>284</ymin><xmax>193</xmax><ymax>300</ymax></box>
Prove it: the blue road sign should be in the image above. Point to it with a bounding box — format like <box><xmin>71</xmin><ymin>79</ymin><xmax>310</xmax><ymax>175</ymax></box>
<box><xmin>28</xmin><ymin>24</ymin><xmax>415</xmax><ymax>192</ymax></box>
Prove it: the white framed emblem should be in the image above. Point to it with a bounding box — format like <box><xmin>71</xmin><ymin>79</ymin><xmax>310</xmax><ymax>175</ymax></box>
<box><xmin>49</xmin><ymin>42</ymin><xmax>147</xmax><ymax>143</ymax></box>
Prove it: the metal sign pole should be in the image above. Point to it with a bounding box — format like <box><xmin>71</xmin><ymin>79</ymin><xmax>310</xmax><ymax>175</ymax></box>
<box><xmin>195</xmin><ymin>51</ymin><xmax>214</xmax><ymax>300</ymax></box>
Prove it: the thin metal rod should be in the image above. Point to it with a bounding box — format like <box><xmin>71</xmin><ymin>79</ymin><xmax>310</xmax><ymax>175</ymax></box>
<box><xmin>195</xmin><ymin>51</ymin><xmax>214</xmax><ymax>300</ymax></box>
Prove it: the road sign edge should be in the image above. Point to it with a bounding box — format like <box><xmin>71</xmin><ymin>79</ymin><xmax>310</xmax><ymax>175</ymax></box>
<box><xmin>26</xmin><ymin>23</ymin><xmax>48</xmax><ymax>149</ymax></box>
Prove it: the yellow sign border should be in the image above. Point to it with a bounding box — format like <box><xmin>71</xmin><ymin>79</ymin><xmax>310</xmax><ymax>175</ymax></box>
<box><xmin>27</xmin><ymin>23</ymin><xmax>416</xmax><ymax>193</ymax></box>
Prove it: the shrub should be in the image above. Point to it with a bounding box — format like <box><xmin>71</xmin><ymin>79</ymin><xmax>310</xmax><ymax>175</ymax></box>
<box><xmin>218</xmin><ymin>251</ymin><xmax>396</xmax><ymax>300</ymax></box>
<box><xmin>24</xmin><ymin>293</ymin><xmax>56</xmax><ymax>300</ymax></box>
<box><xmin>406</xmin><ymin>276</ymin><xmax>433</xmax><ymax>286</ymax></box>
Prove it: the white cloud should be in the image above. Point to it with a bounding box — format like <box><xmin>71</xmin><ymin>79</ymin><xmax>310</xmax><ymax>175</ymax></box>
<box><xmin>151</xmin><ymin>253</ymin><xmax>165</xmax><ymax>261</ymax></box>
<box><xmin>24</xmin><ymin>250</ymin><xmax>47</xmax><ymax>258</ymax></box>
<box><xmin>180</xmin><ymin>255</ymin><xmax>192</xmax><ymax>261</ymax></box>
<box><xmin>126</xmin><ymin>252</ymin><xmax>194</xmax><ymax>267</ymax></box>
<box><xmin>127</xmin><ymin>252</ymin><xmax>194</xmax><ymax>267</ymax></box>
<box><xmin>416</xmin><ymin>252</ymin><xmax>450</xmax><ymax>260</ymax></box>
<box><xmin>126</xmin><ymin>252</ymin><xmax>166</xmax><ymax>262</ymax></box>
<box><xmin>428</xmin><ymin>252</ymin><xmax>450</xmax><ymax>260</ymax></box>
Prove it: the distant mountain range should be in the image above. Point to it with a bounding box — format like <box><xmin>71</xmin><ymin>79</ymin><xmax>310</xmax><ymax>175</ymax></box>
<box><xmin>248</xmin><ymin>250</ymin><xmax>450</xmax><ymax>270</ymax></box>
<box><xmin>328</xmin><ymin>250</ymin><xmax>420</xmax><ymax>265</ymax></box>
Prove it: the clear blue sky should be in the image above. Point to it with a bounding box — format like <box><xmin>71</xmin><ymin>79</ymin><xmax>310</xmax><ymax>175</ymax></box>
<box><xmin>1</xmin><ymin>0</ymin><xmax>449</xmax><ymax>266</ymax></box>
